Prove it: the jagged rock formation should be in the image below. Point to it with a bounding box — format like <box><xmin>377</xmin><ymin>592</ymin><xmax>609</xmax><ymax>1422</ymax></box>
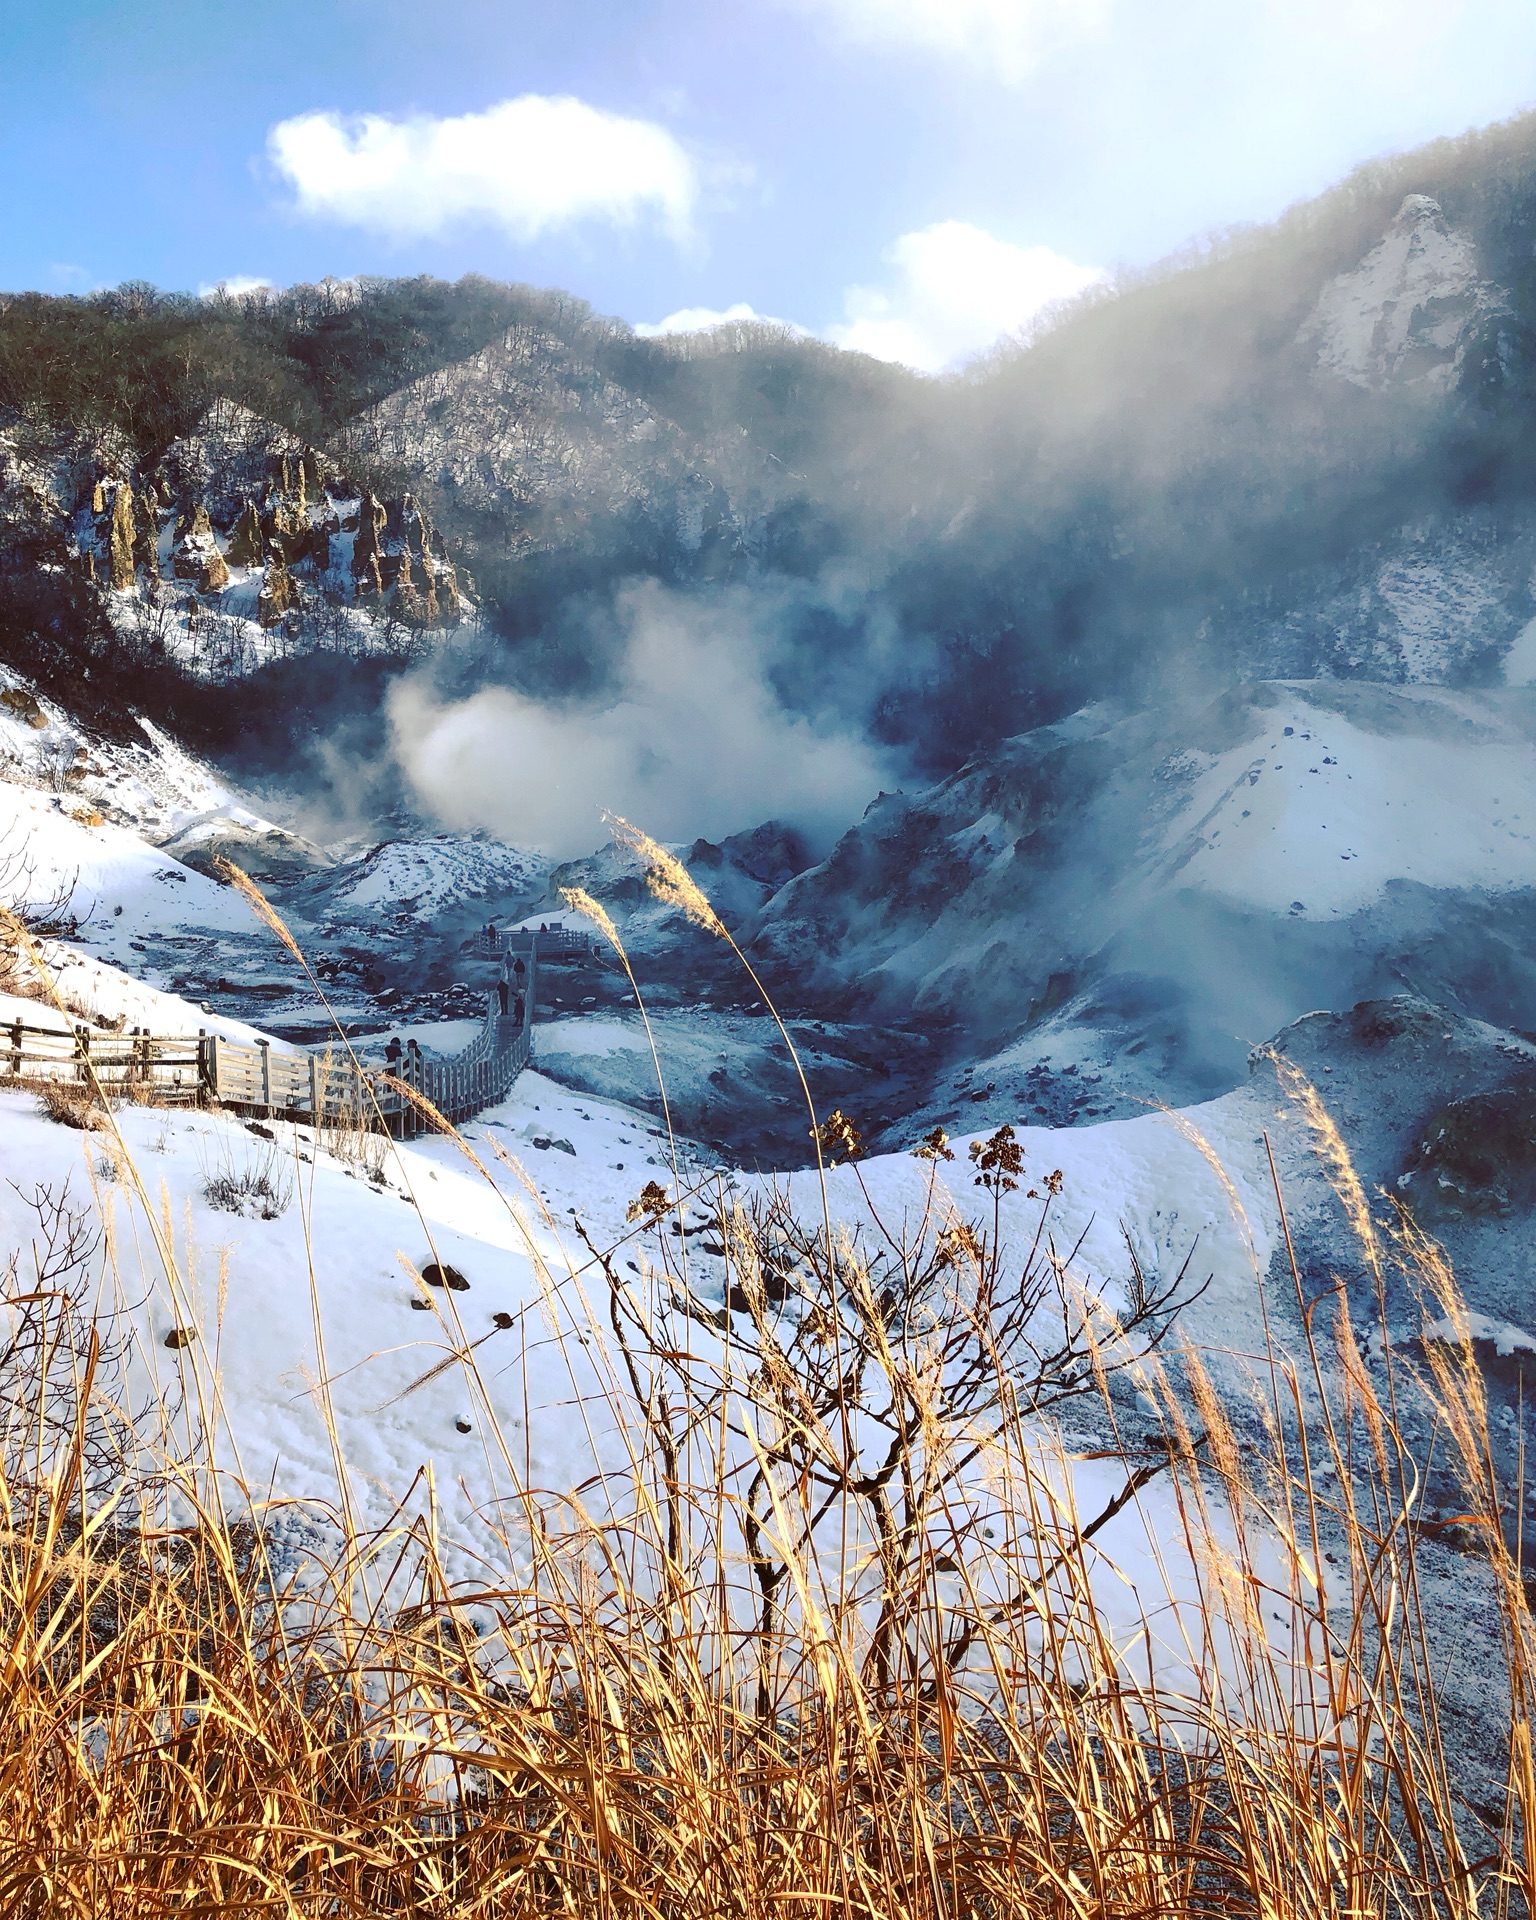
<box><xmin>106</xmin><ymin>484</ymin><xmax>136</xmax><ymax>591</ymax></box>
<box><xmin>348</xmin><ymin>488</ymin><xmax>459</xmax><ymax>623</ymax></box>
<box><xmin>256</xmin><ymin>554</ymin><xmax>296</xmax><ymax>629</ymax></box>
<box><xmin>172</xmin><ymin>504</ymin><xmax>230</xmax><ymax>593</ymax></box>
<box><xmin>225</xmin><ymin>499</ymin><xmax>263</xmax><ymax>567</ymax></box>
<box><xmin>1298</xmin><ymin>195</ymin><xmax>1506</xmax><ymax>392</ymax></box>
<box><xmin>351</xmin><ymin>490</ymin><xmax>386</xmax><ymax>599</ymax></box>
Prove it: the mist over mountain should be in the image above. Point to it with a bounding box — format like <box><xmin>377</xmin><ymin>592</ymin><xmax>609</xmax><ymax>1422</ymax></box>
<box><xmin>10</xmin><ymin>111</ymin><xmax>1536</xmax><ymax>1145</ymax></box>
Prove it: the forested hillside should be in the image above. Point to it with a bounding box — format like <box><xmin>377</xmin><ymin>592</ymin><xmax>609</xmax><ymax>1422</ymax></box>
<box><xmin>7</xmin><ymin>112</ymin><xmax>1536</xmax><ymax>787</ymax></box>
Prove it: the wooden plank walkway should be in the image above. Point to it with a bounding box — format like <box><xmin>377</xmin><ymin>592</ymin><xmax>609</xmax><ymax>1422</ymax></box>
<box><xmin>3</xmin><ymin>954</ymin><xmax>537</xmax><ymax>1139</ymax></box>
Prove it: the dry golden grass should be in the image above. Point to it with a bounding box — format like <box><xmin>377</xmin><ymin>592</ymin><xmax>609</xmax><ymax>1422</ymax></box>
<box><xmin>0</xmin><ymin>1170</ymin><xmax>1529</xmax><ymax>1918</ymax></box>
<box><xmin>35</xmin><ymin>1076</ymin><xmax>106</xmax><ymax>1130</ymax></box>
<box><xmin>0</xmin><ymin>856</ymin><xmax>1530</xmax><ymax>1916</ymax></box>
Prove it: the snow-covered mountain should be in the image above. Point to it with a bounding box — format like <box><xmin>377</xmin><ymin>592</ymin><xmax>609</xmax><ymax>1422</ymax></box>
<box><xmin>748</xmin><ymin>679</ymin><xmax>1536</xmax><ymax>1125</ymax></box>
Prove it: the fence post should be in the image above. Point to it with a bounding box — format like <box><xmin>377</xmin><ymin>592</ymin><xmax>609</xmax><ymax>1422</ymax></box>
<box><xmin>258</xmin><ymin>1039</ymin><xmax>271</xmax><ymax>1114</ymax></box>
<box><xmin>75</xmin><ymin>1024</ymin><xmax>90</xmax><ymax>1084</ymax></box>
<box><xmin>199</xmin><ymin>1033</ymin><xmax>218</xmax><ymax>1100</ymax></box>
<box><xmin>308</xmin><ymin>1052</ymin><xmax>320</xmax><ymax>1122</ymax></box>
<box><xmin>9</xmin><ymin>1018</ymin><xmax>19</xmax><ymax>1078</ymax></box>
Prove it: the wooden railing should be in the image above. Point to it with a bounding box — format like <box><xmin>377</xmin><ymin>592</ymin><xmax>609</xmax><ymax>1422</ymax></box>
<box><xmin>477</xmin><ymin>926</ymin><xmax>592</xmax><ymax>961</ymax></box>
<box><xmin>3</xmin><ymin>963</ymin><xmax>536</xmax><ymax>1139</ymax></box>
<box><xmin>3</xmin><ymin>1017</ymin><xmax>206</xmax><ymax>1101</ymax></box>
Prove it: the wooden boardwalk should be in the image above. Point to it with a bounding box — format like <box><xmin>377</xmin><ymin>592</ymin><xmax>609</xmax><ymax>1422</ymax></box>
<box><xmin>4</xmin><ymin>957</ymin><xmax>537</xmax><ymax>1138</ymax></box>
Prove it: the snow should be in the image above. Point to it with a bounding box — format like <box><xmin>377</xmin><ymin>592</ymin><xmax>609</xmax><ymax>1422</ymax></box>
<box><xmin>1299</xmin><ymin>194</ymin><xmax>1497</xmax><ymax>391</ymax></box>
<box><xmin>782</xmin><ymin>1097</ymin><xmax>1278</xmax><ymax>1357</ymax></box>
<box><xmin>0</xmin><ymin>1049</ymin><xmax>1280</xmax><ymax>1655</ymax></box>
<box><xmin>0</xmin><ymin>727</ymin><xmax>1307</xmax><ymax>1681</ymax></box>
<box><xmin>534</xmin><ymin>1015</ymin><xmax>649</xmax><ymax>1061</ymax></box>
<box><xmin>359</xmin><ymin>1017</ymin><xmax>483</xmax><ymax>1057</ymax></box>
<box><xmin>1423</xmin><ymin>1309</ymin><xmax>1536</xmax><ymax>1358</ymax></box>
<box><xmin>0</xmin><ymin>667</ymin><xmax>293</xmax><ymax>851</ymax></box>
<box><xmin>0</xmin><ymin>780</ymin><xmax>254</xmax><ymax>954</ymax></box>
<box><xmin>326</xmin><ymin>836</ymin><xmax>547</xmax><ymax>918</ymax></box>
<box><xmin>1505</xmin><ymin>615</ymin><xmax>1536</xmax><ymax>686</ymax></box>
<box><xmin>1372</xmin><ymin>549</ymin><xmax>1507</xmax><ymax>683</ymax></box>
<box><xmin>0</xmin><ymin>1028</ymin><xmax>1284</xmax><ymax>1517</ymax></box>
<box><xmin>0</xmin><ymin>708</ymin><xmax>1358</xmax><ymax>1670</ymax></box>
<box><xmin>1161</xmin><ymin>686</ymin><xmax>1536</xmax><ymax>918</ymax></box>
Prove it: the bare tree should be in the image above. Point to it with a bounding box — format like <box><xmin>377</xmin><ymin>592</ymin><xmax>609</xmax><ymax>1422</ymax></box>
<box><xmin>579</xmin><ymin>1122</ymin><xmax>1205</xmax><ymax>1720</ymax></box>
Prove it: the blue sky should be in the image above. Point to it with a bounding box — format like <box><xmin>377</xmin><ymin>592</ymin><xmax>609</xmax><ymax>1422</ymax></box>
<box><xmin>4</xmin><ymin>0</ymin><xmax>1536</xmax><ymax>370</ymax></box>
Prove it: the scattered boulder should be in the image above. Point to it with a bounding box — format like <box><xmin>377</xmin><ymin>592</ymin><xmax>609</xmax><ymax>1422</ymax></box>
<box><xmin>422</xmin><ymin>1261</ymin><xmax>469</xmax><ymax>1291</ymax></box>
<box><xmin>0</xmin><ymin>686</ymin><xmax>47</xmax><ymax>728</ymax></box>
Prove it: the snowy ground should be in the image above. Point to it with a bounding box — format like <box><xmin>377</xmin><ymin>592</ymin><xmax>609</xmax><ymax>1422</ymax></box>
<box><xmin>1162</xmin><ymin>684</ymin><xmax>1536</xmax><ymax>917</ymax></box>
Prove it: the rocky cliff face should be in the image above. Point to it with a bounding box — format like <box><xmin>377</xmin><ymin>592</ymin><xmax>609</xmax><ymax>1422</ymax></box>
<box><xmin>1297</xmin><ymin>194</ymin><xmax>1504</xmax><ymax>392</ymax></box>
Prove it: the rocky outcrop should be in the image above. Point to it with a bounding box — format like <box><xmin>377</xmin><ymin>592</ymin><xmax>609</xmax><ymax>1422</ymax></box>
<box><xmin>350</xmin><ymin>490</ymin><xmax>460</xmax><ymax>623</ymax></box>
<box><xmin>136</xmin><ymin>489</ymin><xmax>161</xmax><ymax>579</ymax></box>
<box><xmin>0</xmin><ymin>685</ymin><xmax>48</xmax><ymax>728</ymax></box>
<box><xmin>351</xmin><ymin>491</ymin><xmax>387</xmax><ymax>599</ymax></box>
<box><xmin>106</xmin><ymin>485</ymin><xmax>136</xmax><ymax>591</ymax></box>
<box><xmin>389</xmin><ymin>551</ymin><xmax>436</xmax><ymax>625</ymax></box>
<box><xmin>225</xmin><ymin>499</ymin><xmax>264</xmax><ymax>568</ymax></box>
<box><xmin>172</xmin><ymin>504</ymin><xmax>230</xmax><ymax>593</ymax></box>
<box><xmin>257</xmin><ymin>554</ymin><xmax>296</xmax><ymax>629</ymax></box>
<box><xmin>1299</xmin><ymin>195</ymin><xmax>1506</xmax><ymax>392</ymax></box>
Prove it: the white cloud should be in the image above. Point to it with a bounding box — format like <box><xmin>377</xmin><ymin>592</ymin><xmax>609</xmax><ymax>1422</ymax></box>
<box><xmin>267</xmin><ymin>95</ymin><xmax>697</xmax><ymax>244</ymax></box>
<box><xmin>197</xmin><ymin>276</ymin><xmax>274</xmax><ymax>300</ymax></box>
<box><xmin>388</xmin><ymin>580</ymin><xmax>889</xmax><ymax>858</ymax></box>
<box><xmin>829</xmin><ymin>221</ymin><xmax>1103</xmax><ymax>372</ymax></box>
<box><xmin>796</xmin><ymin>0</ymin><xmax>1108</xmax><ymax>84</ymax></box>
<box><xmin>634</xmin><ymin>301</ymin><xmax>806</xmax><ymax>338</ymax></box>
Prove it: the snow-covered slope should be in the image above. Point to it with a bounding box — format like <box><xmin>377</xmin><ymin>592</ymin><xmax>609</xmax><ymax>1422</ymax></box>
<box><xmin>313</xmin><ymin>834</ymin><xmax>548</xmax><ymax>923</ymax></box>
<box><xmin>753</xmin><ymin>680</ymin><xmax>1536</xmax><ymax>1117</ymax></box>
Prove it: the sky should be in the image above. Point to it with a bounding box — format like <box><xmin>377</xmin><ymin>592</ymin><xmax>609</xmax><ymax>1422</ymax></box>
<box><xmin>2</xmin><ymin>0</ymin><xmax>1536</xmax><ymax>372</ymax></box>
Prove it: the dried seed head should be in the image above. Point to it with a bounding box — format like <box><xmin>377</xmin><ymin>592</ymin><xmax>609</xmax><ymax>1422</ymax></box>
<box><xmin>560</xmin><ymin>886</ymin><xmax>623</xmax><ymax>957</ymax></box>
<box><xmin>813</xmin><ymin>1109</ymin><xmax>865</xmax><ymax>1166</ymax></box>
<box><xmin>605</xmin><ymin>813</ymin><xmax>725</xmax><ymax>937</ymax></box>
<box><xmin>627</xmin><ymin>1180</ymin><xmax>671</xmax><ymax>1226</ymax></box>
<box><xmin>214</xmin><ymin>858</ymin><xmax>305</xmax><ymax>964</ymax></box>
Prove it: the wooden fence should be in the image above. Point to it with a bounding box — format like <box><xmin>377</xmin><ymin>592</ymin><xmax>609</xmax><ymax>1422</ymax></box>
<box><xmin>3</xmin><ymin>962</ymin><xmax>536</xmax><ymax>1140</ymax></box>
<box><xmin>478</xmin><ymin>926</ymin><xmax>593</xmax><ymax>961</ymax></box>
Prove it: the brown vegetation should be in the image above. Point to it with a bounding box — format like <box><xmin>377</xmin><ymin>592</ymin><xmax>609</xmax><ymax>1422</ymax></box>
<box><xmin>0</xmin><ymin>854</ymin><xmax>1534</xmax><ymax>1914</ymax></box>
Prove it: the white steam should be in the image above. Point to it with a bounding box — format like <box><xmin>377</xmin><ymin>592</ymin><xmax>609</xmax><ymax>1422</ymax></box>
<box><xmin>388</xmin><ymin>582</ymin><xmax>892</xmax><ymax>858</ymax></box>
